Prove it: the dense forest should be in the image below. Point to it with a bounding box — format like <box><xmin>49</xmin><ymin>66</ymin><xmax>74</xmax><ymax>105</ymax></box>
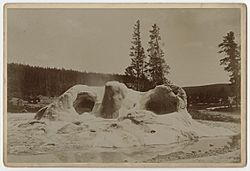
<box><xmin>7</xmin><ymin>63</ymin><xmax>233</xmax><ymax>105</ymax></box>
<box><xmin>7</xmin><ymin>63</ymin><xmax>131</xmax><ymax>100</ymax></box>
<box><xmin>184</xmin><ymin>84</ymin><xmax>235</xmax><ymax>104</ymax></box>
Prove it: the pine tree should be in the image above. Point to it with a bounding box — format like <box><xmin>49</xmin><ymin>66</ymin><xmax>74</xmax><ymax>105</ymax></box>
<box><xmin>147</xmin><ymin>24</ymin><xmax>170</xmax><ymax>86</ymax></box>
<box><xmin>218</xmin><ymin>31</ymin><xmax>241</xmax><ymax>107</ymax></box>
<box><xmin>125</xmin><ymin>20</ymin><xmax>147</xmax><ymax>90</ymax></box>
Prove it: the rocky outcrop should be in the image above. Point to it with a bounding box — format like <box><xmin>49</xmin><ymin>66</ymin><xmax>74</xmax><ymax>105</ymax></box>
<box><xmin>34</xmin><ymin>81</ymin><xmax>187</xmax><ymax>120</ymax></box>
<box><xmin>34</xmin><ymin>85</ymin><xmax>97</xmax><ymax>120</ymax></box>
<box><xmin>137</xmin><ymin>84</ymin><xmax>187</xmax><ymax>114</ymax></box>
<box><xmin>98</xmin><ymin>81</ymin><xmax>128</xmax><ymax>119</ymax></box>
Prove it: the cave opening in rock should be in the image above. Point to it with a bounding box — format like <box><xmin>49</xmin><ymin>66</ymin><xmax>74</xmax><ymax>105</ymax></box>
<box><xmin>145</xmin><ymin>100</ymin><xmax>177</xmax><ymax>115</ymax></box>
<box><xmin>73</xmin><ymin>92</ymin><xmax>96</xmax><ymax>114</ymax></box>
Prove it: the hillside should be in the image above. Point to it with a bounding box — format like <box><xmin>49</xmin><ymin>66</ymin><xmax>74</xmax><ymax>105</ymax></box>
<box><xmin>7</xmin><ymin>63</ymin><xmax>234</xmax><ymax>110</ymax></box>
<box><xmin>183</xmin><ymin>84</ymin><xmax>234</xmax><ymax>104</ymax></box>
<box><xmin>7</xmin><ymin>63</ymin><xmax>131</xmax><ymax>99</ymax></box>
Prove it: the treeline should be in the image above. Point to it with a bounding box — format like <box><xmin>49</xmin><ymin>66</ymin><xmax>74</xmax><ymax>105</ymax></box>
<box><xmin>7</xmin><ymin>63</ymin><xmax>136</xmax><ymax>100</ymax></box>
<box><xmin>183</xmin><ymin>84</ymin><xmax>234</xmax><ymax>105</ymax></box>
<box><xmin>7</xmin><ymin>63</ymin><xmax>233</xmax><ymax>105</ymax></box>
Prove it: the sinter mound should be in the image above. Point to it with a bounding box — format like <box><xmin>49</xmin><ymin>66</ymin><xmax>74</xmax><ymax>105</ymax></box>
<box><xmin>28</xmin><ymin>81</ymin><xmax>235</xmax><ymax>148</ymax></box>
<box><xmin>35</xmin><ymin>81</ymin><xmax>187</xmax><ymax>120</ymax></box>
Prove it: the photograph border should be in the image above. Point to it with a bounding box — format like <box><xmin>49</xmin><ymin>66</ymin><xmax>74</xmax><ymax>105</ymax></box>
<box><xmin>3</xmin><ymin>3</ymin><xmax>247</xmax><ymax>167</ymax></box>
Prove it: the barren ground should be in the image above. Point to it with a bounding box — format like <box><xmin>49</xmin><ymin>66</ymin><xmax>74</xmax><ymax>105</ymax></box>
<box><xmin>6</xmin><ymin>111</ymin><xmax>241</xmax><ymax>164</ymax></box>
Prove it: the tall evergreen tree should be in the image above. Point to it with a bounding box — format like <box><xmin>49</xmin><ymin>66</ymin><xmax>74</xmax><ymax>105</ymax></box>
<box><xmin>218</xmin><ymin>31</ymin><xmax>241</xmax><ymax>107</ymax></box>
<box><xmin>147</xmin><ymin>24</ymin><xmax>170</xmax><ymax>86</ymax></box>
<box><xmin>125</xmin><ymin>20</ymin><xmax>147</xmax><ymax>91</ymax></box>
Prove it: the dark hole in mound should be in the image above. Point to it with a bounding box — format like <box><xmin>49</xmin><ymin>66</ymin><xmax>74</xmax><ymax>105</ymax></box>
<box><xmin>73</xmin><ymin>93</ymin><xmax>96</xmax><ymax>114</ymax></box>
<box><xmin>146</xmin><ymin>100</ymin><xmax>177</xmax><ymax>114</ymax></box>
<box><xmin>151</xmin><ymin>130</ymin><xmax>156</xmax><ymax>133</ymax></box>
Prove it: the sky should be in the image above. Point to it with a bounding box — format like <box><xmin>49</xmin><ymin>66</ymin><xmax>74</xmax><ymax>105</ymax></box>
<box><xmin>7</xmin><ymin>8</ymin><xmax>241</xmax><ymax>86</ymax></box>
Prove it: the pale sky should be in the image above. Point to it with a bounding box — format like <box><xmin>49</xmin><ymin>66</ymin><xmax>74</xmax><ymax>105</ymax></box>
<box><xmin>7</xmin><ymin>8</ymin><xmax>241</xmax><ymax>86</ymax></box>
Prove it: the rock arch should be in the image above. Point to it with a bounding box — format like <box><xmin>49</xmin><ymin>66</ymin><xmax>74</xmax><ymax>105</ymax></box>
<box><xmin>137</xmin><ymin>85</ymin><xmax>187</xmax><ymax>114</ymax></box>
<box><xmin>34</xmin><ymin>82</ymin><xmax>187</xmax><ymax>120</ymax></box>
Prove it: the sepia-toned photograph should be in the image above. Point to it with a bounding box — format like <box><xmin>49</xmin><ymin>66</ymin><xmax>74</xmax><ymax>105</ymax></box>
<box><xmin>3</xmin><ymin>3</ymin><xmax>247</xmax><ymax>167</ymax></box>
